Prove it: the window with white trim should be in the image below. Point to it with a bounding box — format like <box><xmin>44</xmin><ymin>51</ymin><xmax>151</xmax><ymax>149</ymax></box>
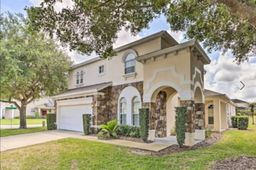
<box><xmin>124</xmin><ymin>53</ymin><xmax>136</xmax><ymax>74</ymax></box>
<box><xmin>132</xmin><ymin>96</ymin><xmax>140</xmax><ymax>126</ymax></box>
<box><xmin>76</xmin><ymin>72</ymin><xmax>80</xmax><ymax>84</ymax></box>
<box><xmin>98</xmin><ymin>65</ymin><xmax>104</xmax><ymax>74</ymax></box>
<box><xmin>80</xmin><ymin>70</ymin><xmax>84</xmax><ymax>83</ymax></box>
<box><xmin>119</xmin><ymin>97</ymin><xmax>127</xmax><ymax>125</ymax></box>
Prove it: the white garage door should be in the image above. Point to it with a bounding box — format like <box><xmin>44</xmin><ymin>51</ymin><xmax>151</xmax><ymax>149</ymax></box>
<box><xmin>59</xmin><ymin>104</ymin><xmax>92</xmax><ymax>132</ymax></box>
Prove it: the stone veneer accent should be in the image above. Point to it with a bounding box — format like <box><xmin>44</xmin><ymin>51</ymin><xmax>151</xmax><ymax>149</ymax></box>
<box><xmin>194</xmin><ymin>103</ymin><xmax>205</xmax><ymax>129</ymax></box>
<box><xmin>150</xmin><ymin>91</ymin><xmax>167</xmax><ymax>137</ymax></box>
<box><xmin>93</xmin><ymin>81</ymin><xmax>143</xmax><ymax>125</ymax></box>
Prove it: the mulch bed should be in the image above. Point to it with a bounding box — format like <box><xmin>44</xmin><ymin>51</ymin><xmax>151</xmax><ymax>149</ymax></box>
<box><xmin>130</xmin><ymin>132</ymin><xmax>223</xmax><ymax>156</ymax></box>
<box><xmin>212</xmin><ymin>156</ymin><xmax>256</xmax><ymax>170</ymax></box>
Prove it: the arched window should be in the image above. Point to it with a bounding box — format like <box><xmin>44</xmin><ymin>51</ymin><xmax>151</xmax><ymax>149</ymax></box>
<box><xmin>132</xmin><ymin>96</ymin><xmax>140</xmax><ymax>126</ymax></box>
<box><xmin>119</xmin><ymin>97</ymin><xmax>127</xmax><ymax>125</ymax></box>
<box><xmin>124</xmin><ymin>53</ymin><xmax>136</xmax><ymax>74</ymax></box>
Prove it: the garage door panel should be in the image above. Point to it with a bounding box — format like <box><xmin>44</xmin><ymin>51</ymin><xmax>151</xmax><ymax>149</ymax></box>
<box><xmin>58</xmin><ymin>104</ymin><xmax>92</xmax><ymax>132</ymax></box>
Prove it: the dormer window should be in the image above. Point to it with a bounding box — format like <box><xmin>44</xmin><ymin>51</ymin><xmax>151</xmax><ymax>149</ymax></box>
<box><xmin>124</xmin><ymin>53</ymin><xmax>136</xmax><ymax>74</ymax></box>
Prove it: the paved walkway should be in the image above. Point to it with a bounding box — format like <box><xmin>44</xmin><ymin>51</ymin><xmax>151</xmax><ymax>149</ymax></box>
<box><xmin>0</xmin><ymin>130</ymin><xmax>173</xmax><ymax>152</ymax></box>
<box><xmin>0</xmin><ymin>124</ymin><xmax>42</xmax><ymax>129</ymax></box>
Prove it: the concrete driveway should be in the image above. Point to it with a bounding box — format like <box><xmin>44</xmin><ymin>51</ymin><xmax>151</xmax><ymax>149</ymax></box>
<box><xmin>0</xmin><ymin>130</ymin><xmax>83</xmax><ymax>152</ymax></box>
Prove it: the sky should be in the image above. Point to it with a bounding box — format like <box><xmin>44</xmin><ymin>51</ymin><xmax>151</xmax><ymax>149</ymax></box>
<box><xmin>1</xmin><ymin>0</ymin><xmax>256</xmax><ymax>102</ymax></box>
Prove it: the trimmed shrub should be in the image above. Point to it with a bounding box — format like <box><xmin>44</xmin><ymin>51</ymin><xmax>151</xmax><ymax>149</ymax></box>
<box><xmin>237</xmin><ymin>116</ymin><xmax>249</xmax><ymax>130</ymax></box>
<box><xmin>46</xmin><ymin>114</ymin><xmax>56</xmax><ymax>130</ymax></box>
<box><xmin>139</xmin><ymin>108</ymin><xmax>149</xmax><ymax>142</ymax></box>
<box><xmin>116</xmin><ymin>125</ymin><xmax>140</xmax><ymax>138</ymax></box>
<box><xmin>82</xmin><ymin>114</ymin><xmax>91</xmax><ymax>135</ymax></box>
<box><xmin>175</xmin><ymin>107</ymin><xmax>187</xmax><ymax>147</ymax></box>
<box><xmin>231</xmin><ymin>116</ymin><xmax>238</xmax><ymax>128</ymax></box>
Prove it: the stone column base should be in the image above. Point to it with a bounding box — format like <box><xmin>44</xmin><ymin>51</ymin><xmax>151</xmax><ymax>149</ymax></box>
<box><xmin>185</xmin><ymin>132</ymin><xmax>195</xmax><ymax>146</ymax></box>
<box><xmin>148</xmin><ymin>130</ymin><xmax>156</xmax><ymax>141</ymax></box>
<box><xmin>194</xmin><ymin>129</ymin><xmax>205</xmax><ymax>140</ymax></box>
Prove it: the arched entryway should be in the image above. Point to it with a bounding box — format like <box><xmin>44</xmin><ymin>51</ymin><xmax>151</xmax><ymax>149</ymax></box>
<box><xmin>150</xmin><ymin>86</ymin><xmax>180</xmax><ymax>137</ymax></box>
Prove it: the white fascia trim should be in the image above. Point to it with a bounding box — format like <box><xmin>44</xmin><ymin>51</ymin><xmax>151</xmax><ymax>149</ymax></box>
<box><xmin>53</xmin><ymin>90</ymin><xmax>99</xmax><ymax>100</ymax></box>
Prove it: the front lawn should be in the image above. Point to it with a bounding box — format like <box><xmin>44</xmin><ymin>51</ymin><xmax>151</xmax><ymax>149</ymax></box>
<box><xmin>0</xmin><ymin>127</ymin><xmax>47</xmax><ymax>137</ymax></box>
<box><xmin>0</xmin><ymin>118</ymin><xmax>46</xmax><ymax>125</ymax></box>
<box><xmin>1</xmin><ymin>125</ymin><xmax>256</xmax><ymax>169</ymax></box>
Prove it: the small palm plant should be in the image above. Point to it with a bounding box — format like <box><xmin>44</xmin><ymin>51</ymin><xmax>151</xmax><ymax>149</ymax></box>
<box><xmin>97</xmin><ymin>120</ymin><xmax>118</xmax><ymax>139</ymax></box>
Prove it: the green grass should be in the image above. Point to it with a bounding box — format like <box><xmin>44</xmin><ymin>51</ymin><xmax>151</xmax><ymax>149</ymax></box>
<box><xmin>0</xmin><ymin>118</ymin><xmax>46</xmax><ymax>125</ymax></box>
<box><xmin>1</xmin><ymin>125</ymin><xmax>256</xmax><ymax>170</ymax></box>
<box><xmin>0</xmin><ymin>127</ymin><xmax>47</xmax><ymax>137</ymax></box>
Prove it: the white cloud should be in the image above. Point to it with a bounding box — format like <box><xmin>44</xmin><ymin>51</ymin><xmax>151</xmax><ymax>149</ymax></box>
<box><xmin>205</xmin><ymin>52</ymin><xmax>256</xmax><ymax>102</ymax></box>
<box><xmin>66</xmin><ymin>28</ymin><xmax>141</xmax><ymax>63</ymax></box>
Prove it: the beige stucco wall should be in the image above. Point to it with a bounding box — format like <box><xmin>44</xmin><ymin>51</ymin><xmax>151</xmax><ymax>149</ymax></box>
<box><xmin>143</xmin><ymin>48</ymin><xmax>193</xmax><ymax>102</ymax></box>
<box><xmin>205</xmin><ymin>96</ymin><xmax>232</xmax><ymax>132</ymax></box>
<box><xmin>68</xmin><ymin>38</ymin><xmax>163</xmax><ymax>89</ymax></box>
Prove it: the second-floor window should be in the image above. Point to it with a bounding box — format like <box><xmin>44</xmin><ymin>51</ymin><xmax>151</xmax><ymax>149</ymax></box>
<box><xmin>76</xmin><ymin>72</ymin><xmax>80</xmax><ymax>84</ymax></box>
<box><xmin>98</xmin><ymin>65</ymin><xmax>104</xmax><ymax>74</ymax></box>
<box><xmin>124</xmin><ymin>53</ymin><xmax>136</xmax><ymax>74</ymax></box>
<box><xmin>80</xmin><ymin>70</ymin><xmax>84</xmax><ymax>83</ymax></box>
<box><xmin>76</xmin><ymin>70</ymin><xmax>84</xmax><ymax>85</ymax></box>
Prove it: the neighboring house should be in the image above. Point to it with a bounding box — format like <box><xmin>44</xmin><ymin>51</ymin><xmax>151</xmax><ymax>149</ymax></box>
<box><xmin>231</xmin><ymin>99</ymin><xmax>250</xmax><ymax>111</ymax></box>
<box><xmin>53</xmin><ymin>31</ymin><xmax>211</xmax><ymax>146</ymax></box>
<box><xmin>204</xmin><ymin>89</ymin><xmax>236</xmax><ymax>132</ymax></box>
<box><xmin>0</xmin><ymin>97</ymin><xmax>54</xmax><ymax>119</ymax></box>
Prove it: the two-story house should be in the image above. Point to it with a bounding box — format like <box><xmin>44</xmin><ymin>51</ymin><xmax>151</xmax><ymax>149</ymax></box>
<box><xmin>53</xmin><ymin>31</ymin><xmax>211</xmax><ymax>146</ymax></box>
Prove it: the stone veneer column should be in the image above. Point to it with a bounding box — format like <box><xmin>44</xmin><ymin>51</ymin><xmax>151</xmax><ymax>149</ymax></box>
<box><xmin>180</xmin><ymin>100</ymin><xmax>195</xmax><ymax>146</ymax></box>
<box><xmin>194</xmin><ymin>103</ymin><xmax>206</xmax><ymax>140</ymax></box>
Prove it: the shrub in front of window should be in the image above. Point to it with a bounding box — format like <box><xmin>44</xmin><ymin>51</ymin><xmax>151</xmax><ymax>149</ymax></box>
<box><xmin>175</xmin><ymin>107</ymin><xmax>187</xmax><ymax>147</ymax></box>
<box><xmin>97</xmin><ymin>120</ymin><xmax>118</xmax><ymax>139</ymax></box>
<box><xmin>46</xmin><ymin>113</ymin><xmax>56</xmax><ymax>130</ymax></box>
<box><xmin>139</xmin><ymin>108</ymin><xmax>149</xmax><ymax>142</ymax></box>
<box><xmin>231</xmin><ymin>116</ymin><xmax>238</xmax><ymax>128</ymax></box>
<box><xmin>82</xmin><ymin>114</ymin><xmax>91</xmax><ymax>135</ymax></box>
<box><xmin>116</xmin><ymin>125</ymin><xmax>140</xmax><ymax>138</ymax></box>
<box><xmin>237</xmin><ymin>116</ymin><xmax>249</xmax><ymax>130</ymax></box>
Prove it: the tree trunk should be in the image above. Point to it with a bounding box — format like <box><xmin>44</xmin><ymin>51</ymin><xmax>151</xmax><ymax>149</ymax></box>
<box><xmin>19</xmin><ymin>103</ymin><xmax>27</xmax><ymax>129</ymax></box>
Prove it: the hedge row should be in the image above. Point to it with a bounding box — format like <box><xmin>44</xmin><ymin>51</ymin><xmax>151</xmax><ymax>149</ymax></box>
<box><xmin>139</xmin><ymin>108</ymin><xmax>149</xmax><ymax>142</ymax></box>
<box><xmin>46</xmin><ymin>114</ymin><xmax>56</xmax><ymax>130</ymax></box>
<box><xmin>116</xmin><ymin>125</ymin><xmax>140</xmax><ymax>138</ymax></box>
<box><xmin>175</xmin><ymin>107</ymin><xmax>187</xmax><ymax>147</ymax></box>
<box><xmin>231</xmin><ymin>116</ymin><xmax>249</xmax><ymax>130</ymax></box>
<box><xmin>83</xmin><ymin>114</ymin><xmax>91</xmax><ymax>135</ymax></box>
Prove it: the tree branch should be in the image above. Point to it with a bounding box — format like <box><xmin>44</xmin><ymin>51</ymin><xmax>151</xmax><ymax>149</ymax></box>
<box><xmin>0</xmin><ymin>98</ymin><xmax>21</xmax><ymax>110</ymax></box>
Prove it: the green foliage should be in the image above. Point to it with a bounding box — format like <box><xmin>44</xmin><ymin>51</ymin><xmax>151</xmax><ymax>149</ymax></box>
<box><xmin>34</xmin><ymin>112</ymin><xmax>40</xmax><ymax>119</ymax></box>
<box><xmin>27</xmin><ymin>0</ymin><xmax>256</xmax><ymax>63</ymax></box>
<box><xmin>0</xmin><ymin>13</ymin><xmax>71</xmax><ymax>128</ymax></box>
<box><xmin>97</xmin><ymin>120</ymin><xmax>118</xmax><ymax>139</ymax></box>
<box><xmin>175</xmin><ymin>107</ymin><xmax>187</xmax><ymax>147</ymax></box>
<box><xmin>82</xmin><ymin>114</ymin><xmax>91</xmax><ymax>135</ymax></box>
<box><xmin>237</xmin><ymin>116</ymin><xmax>249</xmax><ymax>130</ymax></box>
<box><xmin>116</xmin><ymin>125</ymin><xmax>140</xmax><ymax>138</ymax></box>
<box><xmin>139</xmin><ymin>108</ymin><xmax>149</xmax><ymax>142</ymax></box>
<box><xmin>231</xmin><ymin>116</ymin><xmax>238</xmax><ymax>128</ymax></box>
<box><xmin>205</xmin><ymin>128</ymin><xmax>212</xmax><ymax>138</ymax></box>
<box><xmin>46</xmin><ymin>114</ymin><xmax>56</xmax><ymax>130</ymax></box>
